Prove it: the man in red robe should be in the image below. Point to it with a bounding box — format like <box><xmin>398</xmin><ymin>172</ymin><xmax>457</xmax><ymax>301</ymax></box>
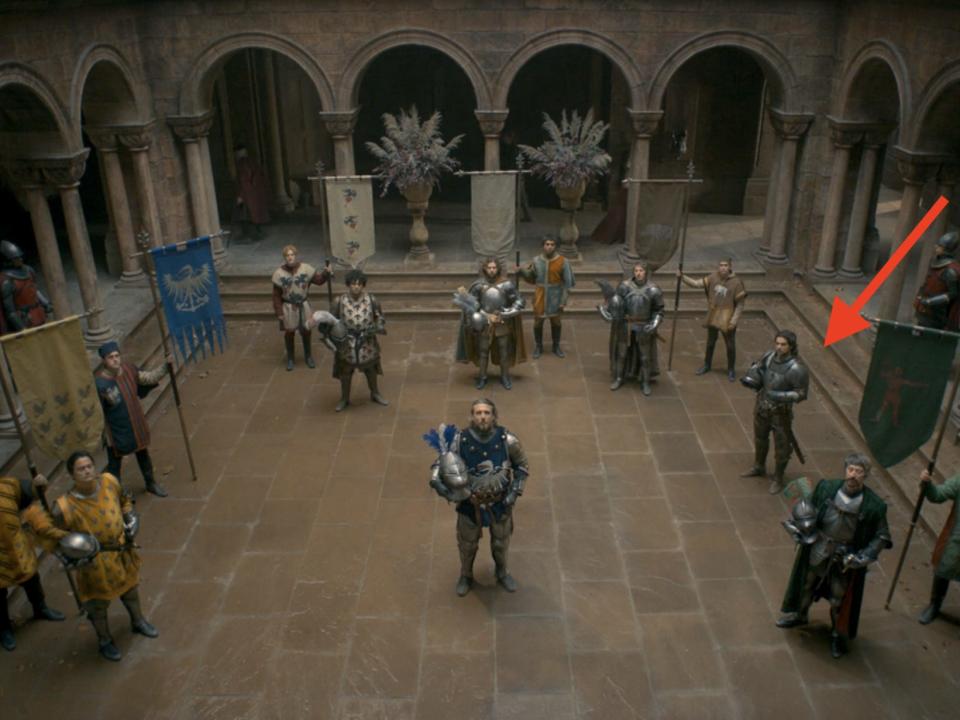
<box><xmin>232</xmin><ymin>144</ymin><xmax>271</xmax><ymax>241</ymax></box>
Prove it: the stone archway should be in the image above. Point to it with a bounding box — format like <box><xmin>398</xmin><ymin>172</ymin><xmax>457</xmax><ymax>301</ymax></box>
<box><xmin>0</xmin><ymin>62</ymin><xmax>73</xmax><ymax>156</ymax></box>
<box><xmin>71</xmin><ymin>44</ymin><xmax>151</xmax><ymax>142</ymax></box>
<box><xmin>908</xmin><ymin>59</ymin><xmax>960</xmax><ymax>153</ymax></box>
<box><xmin>337</xmin><ymin>29</ymin><xmax>491</xmax><ymax>111</ymax></box>
<box><xmin>835</xmin><ymin>40</ymin><xmax>910</xmax><ymax>132</ymax></box>
<box><xmin>493</xmin><ymin>29</ymin><xmax>642</xmax><ymax>110</ymax></box>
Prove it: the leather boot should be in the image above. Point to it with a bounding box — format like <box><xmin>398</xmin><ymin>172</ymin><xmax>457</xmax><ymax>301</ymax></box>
<box><xmin>0</xmin><ymin>590</ymin><xmax>13</xmax><ymax>650</ymax></box>
<box><xmin>336</xmin><ymin>374</ymin><xmax>352</xmax><ymax>412</ymax></box>
<box><xmin>0</xmin><ymin>629</ymin><xmax>13</xmax><ymax>651</ymax></box>
<box><xmin>365</xmin><ymin>369</ymin><xmax>389</xmax><ymax>406</ymax></box>
<box><xmin>87</xmin><ymin>604</ymin><xmax>121</xmax><ymax>662</ymax></box>
<box><xmin>830</xmin><ymin>632</ymin><xmax>847</xmax><ymax>659</ymax></box>
<box><xmin>141</xmin><ymin>457</ymin><xmax>168</xmax><ymax>498</ymax></box>
<box><xmin>640</xmin><ymin>368</ymin><xmax>652</xmax><ymax>397</ymax></box>
<box><xmin>726</xmin><ymin>342</ymin><xmax>736</xmax><ymax>382</ymax></box>
<box><xmin>301</xmin><ymin>332</ymin><xmax>315</xmax><ymax>369</ymax></box>
<box><xmin>500</xmin><ymin>368</ymin><xmax>512</xmax><ymax>390</ymax></box>
<box><xmin>610</xmin><ymin>376</ymin><xmax>624</xmax><ymax>391</ymax></box>
<box><xmin>121</xmin><ymin>588</ymin><xmax>159</xmax><ymax>639</ymax></box>
<box><xmin>741</xmin><ymin>441</ymin><xmax>768</xmax><ymax>478</ymax></box>
<box><xmin>24</xmin><ymin>574</ymin><xmax>64</xmax><ymax>622</ymax></box>
<box><xmin>551</xmin><ymin>323</ymin><xmax>565</xmax><ymax>358</ymax></box>
<box><xmin>457</xmin><ymin>539</ymin><xmax>478</xmax><ymax>598</ymax></box>
<box><xmin>532</xmin><ymin>324</ymin><xmax>543</xmax><ymax>359</ymax></box>
<box><xmin>455</xmin><ymin>575</ymin><xmax>473</xmax><ymax>597</ymax></box>
<box><xmin>284</xmin><ymin>334</ymin><xmax>295</xmax><ymax>371</ymax></box>
<box><xmin>476</xmin><ymin>352</ymin><xmax>489</xmax><ymax>389</ymax></box>
<box><xmin>919</xmin><ymin>576</ymin><xmax>949</xmax><ymax>625</ymax></box>
<box><xmin>768</xmin><ymin>460</ymin><xmax>788</xmax><ymax>495</ymax></box>
<box><xmin>697</xmin><ymin>337</ymin><xmax>716</xmax><ymax>375</ymax></box>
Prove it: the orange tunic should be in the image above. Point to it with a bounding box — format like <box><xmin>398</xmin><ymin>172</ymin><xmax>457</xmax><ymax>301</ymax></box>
<box><xmin>0</xmin><ymin>477</ymin><xmax>37</xmax><ymax>588</ymax></box>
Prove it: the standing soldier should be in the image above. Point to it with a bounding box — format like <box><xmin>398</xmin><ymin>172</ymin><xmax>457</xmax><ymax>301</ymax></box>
<box><xmin>599</xmin><ymin>261</ymin><xmax>664</xmax><ymax>395</ymax></box>
<box><xmin>331</xmin><ymin>268</ymin><xmax>387</xmax><ymax>412</ymax></box>
<box><xmin>776</xmin><ymin>454</ymin><xmax>892</xmax><ymax>659</ymax></box>
<box><xmin>517</xmin><ymin>236</ymin><xmax>575</xmax><ymax>358</ymax></box>
<box><xmin>917</xmin><ymin>468</ymin><xmax>960</xmax><ymax>624</ymax></box>
<box><xmin>95</xmin><ymin>341</ymin><xmax>167</xmax><ymax>497</ymax></box>
<box><xmin>455</xmin><ymin>257</ymin><xmax>526</xmax><ymax>390</ymax></box>
<box><xmin>30</xmin><ymin>451</ymin><xmax>158</xmax><ymax>661</ymax></box>
<box><xmin>272</xmin><ymin>245</ymin><xmax>332</xmax><ymax>371</ymax></box>
<box><xmin>914</xmin><ymin>231</ymin><xmax>960</xmax><ymax>331</ymax></box>
<box><xmin>428</xmin><ymin>399</ymin><xmax>529</xmax><ymax>597</ymax></box>
<box><xmin>740</xmin><ymin>330</ymin><xmax>809</xmax><ymax>494</ymax></box>
<box><xmin>0</xmin><ymin>240</ymin><xmax>53</xmax><ymax>334</ymax></box>
<box><xmin>0</xmin><ymin>473</ymin><xmax>65</xmax><ymax>651</ymax></box>
<box><xmin>678</xmin><ymin>258</ymin><xmax>746</xmax><ymax>381</ymax></box>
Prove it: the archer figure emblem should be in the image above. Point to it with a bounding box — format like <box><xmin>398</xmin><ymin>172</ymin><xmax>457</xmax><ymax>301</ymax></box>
<box><xmin>162</xmin><ymin>263</ymin><xmax>212</xmax><ymax>313</ymax></box>
<box><xmin>872</xmin><ymin>365</ymin><xmax>927</xmax><ymax>427</ymax></box>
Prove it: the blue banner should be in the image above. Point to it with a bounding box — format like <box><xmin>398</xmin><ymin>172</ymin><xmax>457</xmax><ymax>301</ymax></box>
<box><xmin>149</xmin><ymin>236</ymin><xmax>227</xmax><ymax>363</ymax></box>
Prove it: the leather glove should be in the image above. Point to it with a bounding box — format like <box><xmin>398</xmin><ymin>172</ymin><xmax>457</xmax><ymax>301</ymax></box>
<box><xmin>429</xmin><ymin>477</ymin><xmax>453</xmax><ymax>501</ymax></box>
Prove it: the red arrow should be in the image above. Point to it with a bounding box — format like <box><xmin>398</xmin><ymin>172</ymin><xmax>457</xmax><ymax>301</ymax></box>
<box><xmin>824</xmin><ymin>195</ymin><xmax>950</xmax><ymax>347</ymax></box>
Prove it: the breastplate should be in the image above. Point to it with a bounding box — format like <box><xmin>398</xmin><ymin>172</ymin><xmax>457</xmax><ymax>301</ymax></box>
<box><xmin>809</xmin><ymin>490</ymin><xmax>862</xmax><ymax>565</ymax></box>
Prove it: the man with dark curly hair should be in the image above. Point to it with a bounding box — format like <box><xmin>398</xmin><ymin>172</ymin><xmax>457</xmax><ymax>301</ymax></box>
<box><xmin>331</xmin><ymin>268</ymin><xmax>388</xmax><ymax>412</ymax></box>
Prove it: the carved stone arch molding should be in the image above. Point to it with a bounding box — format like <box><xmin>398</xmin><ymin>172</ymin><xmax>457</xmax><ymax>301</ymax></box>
<box><xmin>179</xmin><ymin>31</ymin><xmax>335</xmax><ymax>115</ymax></box>
<box><xmin>907</xmin><ymin>58</ymin><xmax>960</xmax><ymax>151</ymax></box>
<box><xmin>647</xmin><ymin>30</ymin><xmax>800</xmax><ymax>112</ymax></box>
<box><xmin>336</xmin><ymin>28</ymin><xmax>492</xmax><ymax>110</ymax></box>
<box><xmin>493</xmin><ymin>28</ymin><xmax>643</xmax><ymax>110</ymax></box>
<box><xmin>71</xmin><ymin>44</ymin><xmax>153</xmax><ymax>143</ymax></box>
<box><xmin>834</xmin><ymin>39</ymin><xmax>911</xmax><ymax>132</ymax></box>
<box><xmin>0</xmin><ymin>62</ymin><xmax>74</xmax><ymax>155</ymax></box>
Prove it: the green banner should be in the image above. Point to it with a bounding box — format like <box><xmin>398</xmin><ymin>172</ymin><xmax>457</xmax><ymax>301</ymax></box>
<box><xmin>859</xmin><ymin>322</ymin><xmax>957</xmax><ymax>467</ymax></box>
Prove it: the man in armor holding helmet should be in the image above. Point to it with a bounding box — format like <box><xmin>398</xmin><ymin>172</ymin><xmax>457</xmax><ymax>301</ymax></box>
<box><xmin>740</xmin><ymin>330</ymin><xmax>810</xmax><ymax>494</ymax></box>
<box><xmin>598</xmin><ymin>261</ymin><xmax>664</xmax><ymax>395</ymax></box>
<box><xmin>775</xmin><ymin>453</ymin><xmax>892</xmax><ymax>659</ymax></box>
<box><xmin>455</xmin><ymin>257</ymin><xmax>526</xmax><ymax>390</ymax></box>
<box><xmin>914</xmin><ymin>231</ymin><xmax>960</xmax><ymax>331</ymax></box>
<box><xmin>427</xmin><ymin>399</ymin><xmax>530</xmax><ymax>597</ymax></box>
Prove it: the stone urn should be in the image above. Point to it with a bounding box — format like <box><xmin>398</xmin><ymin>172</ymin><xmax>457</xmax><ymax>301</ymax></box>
<box><xmin>402</xmin><ymin>180</ymin><xmax>434</xmax><ymax>263</ymax></box>
<box><xmin>555</xmin><ymin>180</ymin><xmax>586</xmax><ymax>260</ymax></box>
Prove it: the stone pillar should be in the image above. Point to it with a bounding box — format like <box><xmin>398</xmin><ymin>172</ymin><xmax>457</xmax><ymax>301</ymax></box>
<box><xmin>619</xmin><ymin>110</ymin><xmax>664</xmax><ymax>269</ymax></box>
<box><xmin>117</xmin><ymin>122</ymin><xmax>163</xmax><ymax>248</ymax></box>
<box><xmin>813</xmin><ymin>119</ymin><xmax>862</xmax><ymax>277</ymax></box>
<box><xmin>758</xmin><ymin>135</ymin><xmax>782</xmax><ymax>256</ymax></box>
<box><xmin>475</xmin><ymin>110</ymin><xmax>509</xmax><ymax>171</ymax></box>
<box><xmin>319</xmin><ymin>110</ymin><xmax>359</xmax><ymax>176</ymax></box>
<box><xmin>88</xmin><ymin>129</ymin><xmax>144</xmax><ymax>282</ymax></box>
<box><xmin>39</xmin><ymin>152</ymin><xmax>113</xmax><ymax>344</ymax></box>
<box><xmin>878</xmin><ymin>149</ymin><xmax>936</xmax><ymax>321</ymax></box>
<box><xmin>199</xmin><ymin>136</ymin><xmax>222</xmax><ymax>235</ymax></box>
<box><xmin>262</xmin><ymin>52</ymin><xmax>294</xmax><ymax>212</ymax></box>
<box><xmin>839</xmin><ymin>128</ymin><xmax>890</xmax><ymax>278</ymax></box>
<box><xmin>914</xmin><ymin>165</ymin><xmax>958</xmax><ymax>291</ymax></box>
<box><xmin>765</xmin><ymin>110</ymin><xmax>814</xmax><ymax>265</ymax></box>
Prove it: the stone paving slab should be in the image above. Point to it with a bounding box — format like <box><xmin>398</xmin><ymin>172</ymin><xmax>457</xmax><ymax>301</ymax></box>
<box><xmin>1</xmin><ymin>317</ymin><xmax>958</xmax><ymax>719</ymax></box>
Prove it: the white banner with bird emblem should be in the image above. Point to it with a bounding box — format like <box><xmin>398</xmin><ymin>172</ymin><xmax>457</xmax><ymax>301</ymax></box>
<box><xmin>1</xmin><ymin>316</ymin><xmax>102</xmax><ymax>460</ymax></box>
<box><xmin>149</xmin><ymin>236</ymin><xmax>227</xmax><ymax>363</ymax></box>
<box><xmin>325</xmin><ymin>177</ymin><xmax>376</xmax><ymax>266</ymax></box>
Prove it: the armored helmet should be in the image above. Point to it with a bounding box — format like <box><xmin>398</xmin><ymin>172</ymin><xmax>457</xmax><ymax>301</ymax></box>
<box><xmin>936</xmin><ymin>231</ymin><xmax>959</xmax><ymax>256</ymax></box>
<box><xmin>782</xmin><ymin>498</ymin><xmax>819</xmax><ymax>545</ymax></box>
<box><xmin>468</xmin><ymin>311</ymin><xmax>488</xmax><ymax>332</ymax></box>
<box><xmin>438</xmin><ymin>451</ymin><xmax>471</xmax><ymax>502</ymax></box>
<box><xmin>0</xmin><ymin>240</ymin><xmax>23</xmax><ymax>263</ymax></box>
<box><xmin>58</xmin><ymin>532</ymin><xmax>100</xmax><ymax>561</ymax></box>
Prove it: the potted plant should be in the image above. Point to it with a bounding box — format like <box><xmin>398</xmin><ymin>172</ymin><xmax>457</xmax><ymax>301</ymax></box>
<box><xmin>366</xmin><ymin>106</ymin><xmax>463</xmax><ymax>262</ymax></box>
<box><xmin>519</xmin><ymin>109</ymin><xmax>611</xmax><ymax>258</ymax></box>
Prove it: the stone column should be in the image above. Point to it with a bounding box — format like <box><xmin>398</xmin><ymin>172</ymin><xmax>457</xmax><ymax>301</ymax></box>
<box><xmin>39</xmin><ymin>152</ymin><xmax>113</xmax><ymax>343</ymax></box>
<box><xmin>813</xmin><ymin>119</ymin><xmax>862</xmax><ymax>277</ymax></box>
<box><xmin>319</xmin><ymin>110</ymin><xmax>359</xmax><ymax>176</ymax></box>
<box><xmin>117</xmin><ymin>122</ymin><xmax>164</xmax><ymax>248</ymax></box>
<box><xmin>765</xmin><ymin>110</ymin><xmax>814</xmax><ymax>265</ymax></box>
<box><xmin>168</xmin><ymin>115</ymin><xmax>214</xmax><ymax>237</ymax></box>
<box><xmin>262</xmin><ymin>52</ymin><xmax>294</xmax><ymax>212</ymax></box>
<box><xmin>878</xmin><ymin>149</ymin><xmax>936</xmax><ymax>321</ymax></box>
<box><xmin>88</xmin><ymin>129</ymin><xmax>144</xmax><ymax>282</ymax></box>
<box><xmin>475</xmin><ymin>110</ymin><xmax>509</xmax><ymax>171</ymax></box>
<box><xmin>619</xmin><ymin>110</ymin><xmax>664</xmax><ymax>269</ymax></box>
<box><xmin>914</xmin><ymin>165</ymin><xmax>957</xmax><ymax>291</ymax></box>
<box><xmin>758</xmin><ymin>135</ymin><xmax>782</xmax><ymax>256</ymax></box>
<box><xmin>839</xmin><ymin>127</ymin><xmax>891</xmax><ymax>278</ymax></box>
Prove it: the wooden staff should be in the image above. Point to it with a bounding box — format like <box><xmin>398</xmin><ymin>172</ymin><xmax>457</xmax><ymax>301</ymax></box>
<box><xmin>884</xmin><ymin>340</ymin><xmax>960</xmax><ymax>610</ymax></box>
<box><xmin>667</xmin><ymin>161</ymin><xmax>696</xmax><ymax>371</ymax></box>
<box><xmin>136</xmin><ymin>231</ymin><xmax>199</xmax><ymax>483</ymax></box>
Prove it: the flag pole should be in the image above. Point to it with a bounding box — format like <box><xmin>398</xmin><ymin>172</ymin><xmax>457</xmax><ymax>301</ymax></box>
<box><xmin>667</xmin><ymin>161</ymin><xmax>695</xmax><ymax>372</ymax></box>
<box><xmin>884</xmin><ymin>346</ymin><xmax>960</xmax><ymax>610</ymax></box>
<box><xmin>137</xmin><ymin>231</ymin><xmax>199</xmax><ymax>483</ymax></box>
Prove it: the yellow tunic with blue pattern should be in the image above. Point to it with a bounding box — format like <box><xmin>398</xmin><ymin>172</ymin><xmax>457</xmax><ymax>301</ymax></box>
<box><xmin>54</xmin><ymin>474</ymin><xmax>141</xmax><ymax>602</ymax></box>
<box><xmin>0</xmin><ymin>476</ymin><xmax>38</xmax><ymax>588</ymax></box>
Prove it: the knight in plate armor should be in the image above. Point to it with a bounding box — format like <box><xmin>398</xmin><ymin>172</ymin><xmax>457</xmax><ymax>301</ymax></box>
<box><xmin>271</xmin><ymin>244</ymin><xmax>332</xmax><ymax>371</ymax></box>
<box><xmin>914</xmin><ymin>231</ymin><xmax>960</xmax><ymax>331</ymax></box>
<box><xmin>331</xmin><ymin>268</ymin><xmax>387</xmax><ymax>412</ymax></box>
<box><xmin>428</xmin><ymin>399</ymin><xmax>530</xmax><ymax>597</ymax></box>
<box><xmin>0</xmin><ymin>240</ymin><xmax>52</xmax><ymax>335</ymax></box>
<box><xmin>776</xmin><ymin>454</ymin><xmax>892</xmax><ymax>659</ymax></box>
<box><xmin>740</xmin><ymin>330</ymin><xmax>809</xmax><ymax>494</ymax></box>
<box><xmin>598</xmin><ymin>261</ymin><xmax>664</xmax><ymax>395</ymax></box>
<box><xmin>455</xmin><ymin>257</ymin><xmax>526</xmax><ymax>390</ymax></box>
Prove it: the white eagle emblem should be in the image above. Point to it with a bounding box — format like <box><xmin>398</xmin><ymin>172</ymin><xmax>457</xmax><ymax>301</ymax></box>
<box><xmin>162</xmin><ymin>263</ymin><xmax>212</xmax><ymax>312</ymax></box>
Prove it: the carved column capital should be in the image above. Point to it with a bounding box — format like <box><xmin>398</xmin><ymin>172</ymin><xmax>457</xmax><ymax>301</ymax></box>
<box><xmin>167</xmin><ymin>113</ymin><xmax>215</xmax><ymax>142</ymax></box>
<box><xmin>474</xmin><ymin>109</ymin><xmax>509</xmax><ymax>137</ymax></box>
<box><xmin>825</xmin><ymin>116</ymin><xmax>864</xmax><ymax>148</ymax></box>
<box><xmin>1</xmin><ymin>160</ymin><xmax>45</xmax><ymax>189</ymax></box>
<box><xmin>35</xmin><ymin>150</ymin><xmax>91</xmax><ymax>188</ymax></box>
<box><xmin>768</xmin><ymin>109</ymin><xmax>814</xmax><ymax>140</ymax></box>
<box><xmin>861</xmin><ymin>122</ymin><xmax>897</xmax><ymax>148</ymax></box>
<box><xmin>892</xmin><ymin>146</ymin><xmax>942</xmax><ymax>186</ymax></box>
<box><xmin>115</xmin><ymin>120</ymin><xmax>157</xmax><ymax>151</ymax></box>
<box><xmin>85</xmin><ymin>127</ymin><xmax>120</xmax><ymax>153</ymax></box>
<box><xmin>318</xmin><ymin>109</ymin><xmax>359</xmax><ymax>138</ymax></box>
<box><xmin>626</xmin><ymin>109</ymin><xmax>664</xmax><ymax>137</ymax></box>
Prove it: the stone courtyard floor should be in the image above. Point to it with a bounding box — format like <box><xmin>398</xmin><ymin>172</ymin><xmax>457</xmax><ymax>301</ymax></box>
<box><xmin>1</xmin><ymin>316</ymin><xmax>959</xmax><ymax>719</ymax></box>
